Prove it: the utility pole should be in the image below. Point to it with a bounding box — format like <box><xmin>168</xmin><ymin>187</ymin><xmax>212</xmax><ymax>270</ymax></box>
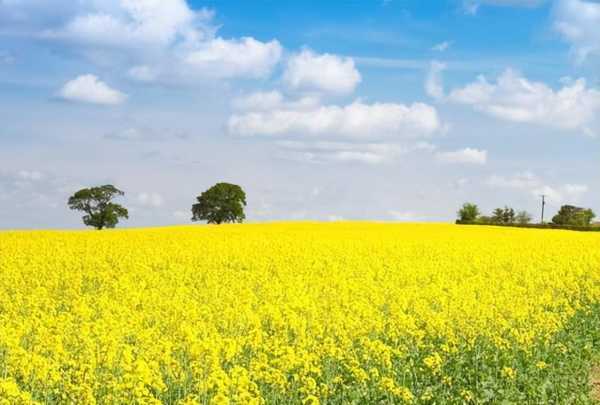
<box><xmin>540</xmin><ymin>194</ymin><xmax>546</xmax><ymax>224</ymax></box>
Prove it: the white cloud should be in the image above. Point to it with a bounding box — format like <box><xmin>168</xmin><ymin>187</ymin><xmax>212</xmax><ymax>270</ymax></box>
<box><xmin>53</xmin><ymin>0</ymin><xmax>212</xmax><ymax>48</ymax></box>
<box><xmin>229</xmin><ymin>90</ymin><xmax>442</xmax><ymax>164</ymax></box>
<box><xmin>554</xmin><ymin>0</ymin><xmax>600</xmax><ymax>63</ymax></box>
<box><xmin>137</xmin><ymin>192</ymin><xmax>164</xmax><ymax>208</ymax></box>
<box><xmin>284</xmin><ymin>49</ymin><xmax>361</xmax><ymax>94</ymax></box>
<box><xmin>447</xmin><ymin>69</ymin><xmax>600</xmax><ymax>135</ymax></box>
<box><xmin>59</xmin><ymin>74</ymin><xmax>126</xmax><ymax>105</ymax></box>
<box><xmin>431</xmin><ymin>41</ymin><xmax>452</xmax><ymax>52</ymax></box>
<box><xmin>486</xmin><ymin>172</ymin><xmax>588</xmax><ymax>204</ymax></box>
<box><xmin>228</xmin><ymin>100</ymin><xmax>441</xmax><ymax>139</ymax></box>
<box><xmin>41</xmin><ymin>2</ymin><xmax>281</xmax><ymax>81</ymax></box>
<box><xmin>183</xmin><ymin>37</ymin><xmax>282</xmax><ymax>79</ymax></box>
<box><xmin>436</xmin><ymin>148</ymin><xmax>487</xmax><ymax>165</ymax></box>
<box><xmin>425</xmin><ymin>61</ymin><xmax>446</xmax><ymax>100</ymax></box>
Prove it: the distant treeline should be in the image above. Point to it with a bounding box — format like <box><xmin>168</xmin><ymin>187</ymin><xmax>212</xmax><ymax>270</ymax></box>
<box><xmin>456</xmin><ymin>221</ymin><xmax>600</xmax><ymax>232</ymax></box>
<box><xmin>457</xmin><ymin>203</ymin><xmax>597</xmax><ymax>231</ymax></box>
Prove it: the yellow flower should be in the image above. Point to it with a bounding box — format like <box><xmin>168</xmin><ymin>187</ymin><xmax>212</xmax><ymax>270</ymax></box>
<box><xmin>501</xmin><ymin>367</ymin><xmax>516</xmax><ymax>380</ymax></box>
<box><xmin>211</xmin><ymin>392</ymin><xmax>230</xmax><ymax>405</ymax></box>
<box><xmin>1</xmin><ymin>223</ymin><xmax>599</xmax><ymax>402</ymax></box>
<box><xmin>302</xmin><ymin>395</ymin><xmax>320</xmax><ymax>405</ymax></box>
<box><xmin>423</xmin><ymin>352</ymin><xmax>443</xmax><ymax>375</ymax></box>
<box><xmin>460</xmin><ymin>389</ymin><xmax>474</xmax><ymax>402</ymax></box>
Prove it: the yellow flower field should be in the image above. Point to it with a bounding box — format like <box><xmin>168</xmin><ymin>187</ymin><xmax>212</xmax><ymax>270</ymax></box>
<box><xmin>1</xmin><ymin>223</ymin><xmax>600</xmax><ymax>403</ymax></box>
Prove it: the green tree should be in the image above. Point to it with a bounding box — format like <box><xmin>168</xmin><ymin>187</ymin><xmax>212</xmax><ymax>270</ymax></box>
<box><xmin>515</xmin><ymin>210</ymin><xmax>532</xmax><ymax>225</ymax></box>
<box><xmin>552</xmin><ymin>205</ymin><xmax>596</xmax><ymax>227</ymax></box>
<box><xmin>457</xmin><ymin>203</ymin><xmax>480</xmax><ymax>223</ymax></box>
<box><xmin>491</xmin><ymin>208</ymin><xmax>505</xmax><ymax>224</ymax></box>
<box><xmin>192</xmin><ymin>183</ymin><xmax>247</xmax><ymax>225</ymax></box>
<box><xmin>491</xmin><ymin>207</ymin><xmax>516</xmax><ymax>224</ymax></box>
<box><xmin>68</xmin><ymin>185</ymin><xmax>129</xmax><ymax>230</ymax></box>
<box><xmin>503</xmin><ymin>207</ymin><xmax>516</xmax><ymax>224</ymax></box>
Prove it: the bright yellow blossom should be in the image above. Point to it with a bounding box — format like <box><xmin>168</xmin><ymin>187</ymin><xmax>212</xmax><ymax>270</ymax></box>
<box><xmin>0</xmin><ymin>222</ymin><xmax>599</xmax><ymax>402</ymax></box>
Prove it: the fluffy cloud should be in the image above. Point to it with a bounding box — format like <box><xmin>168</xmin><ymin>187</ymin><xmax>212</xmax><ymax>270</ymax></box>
<box><xmin>230</xmin><ymin>90</ymin><xmax>441</xmax><ymax>164</ymax></box>
<box><xmin>183</xmin><ymin>37</ymin><xmax>282</xmax><ymax>79</ymax></box>
<box><xmin>228</xmin><ymin>100</ymin><xmax>441</xmax><ymax>139</ymax></box>
<box><xmin>447</xmin><ymin>69</ymin><xmax>600</xmax><ymax>135</ymax></box>
<box><xmin>283</xmin><ymin>49</ymin><xmax>361</xmax><ymax>94</ymax></box>
<box><xmin>33</xmin><ymin>1</ymin><xmax>281</xmax><ymax>81</ymax></box>
<box><xmin>50</xmin><ymin>0</ymin><xmax>212</xmax><ymax>48</ymax></box>
<box><xmin>554</xmin><ymin>0</ymin><xmax>600</xmax><ymax>63</ymax></box>
<box><xmin>486</xmin><ymin>172</ymin><xmax>588</xmax><ymax>204</ymax></box>
<box><xmin>59</xmin><ymin>74</ymin><xmax>127</xmax><ymax>105</ymax></box>
<box><xmin>436</xmin><ymin>148</ymin><xmax>487</xmax><ymax>165</ymax></box>
<box><xmin>425</xmin><ymin>61</ymin><xmax>446</xmax><ymax>100</ymax></box>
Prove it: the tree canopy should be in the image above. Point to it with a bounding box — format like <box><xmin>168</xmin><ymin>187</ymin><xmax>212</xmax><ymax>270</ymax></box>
<box><xmin>552</xmin><ymin>205</ymin><xmax>595</xmax><ymax>227</ymax></box>
<box><xmin>491</xmin><ymin>206</ymin><xmax>516</xmax><ymax>224</ymax></box>
<box><xmin>457</xmin><ymin>203</ymin><xmax>480</xmax><ymax>223</ymax></box>
<box><xmin>67</xmin><ymin>185</ymin><xmax>129</xmax><ymax>230</ymax></box>
<box><xmin>192</xmin><ymin>183</ymin><xmax>247</xmax><ymax>224</ymax></box>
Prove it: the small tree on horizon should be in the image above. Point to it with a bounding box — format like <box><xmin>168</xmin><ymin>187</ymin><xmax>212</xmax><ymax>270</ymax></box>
<box><xmin>67</xmin><ymin>185</ymin><xmax>129</xmax><ymax>230</ymax></box>
<box><xmin>491</xmin><ymin>206</ymin><xmax>516</xmax><ymax>224</ymax></box>
<box><xmin>192</xmin><ymin>183</ymin><xmax>247</xmax><ymax>225</ymax></box>
<box><xmin>457</xmin><ymin>203</ymin><xmax>480</xmax><ymax>223</ymax></box>
<box><xmin>552</xmin><ymin>205</ymin><xmax>595</xmax><ymax>227</ymax></box>
<box><xmin>491</xmin><ymin>208</ymin><xmax>505</xmax><ymax>224</ymax></box>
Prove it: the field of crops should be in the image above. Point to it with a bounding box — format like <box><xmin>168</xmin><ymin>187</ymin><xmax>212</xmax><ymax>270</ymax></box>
<box><xmin>1</xmin><ymin>223</ymin><xmax>600</xmax><ymax>403</ymax></box>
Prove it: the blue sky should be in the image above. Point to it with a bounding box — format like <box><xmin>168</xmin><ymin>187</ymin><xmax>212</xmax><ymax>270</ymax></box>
<box><xmin>0</xmin><ymin>0</ymin><xmax>599</xmax><ymax>228</ymax></box>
